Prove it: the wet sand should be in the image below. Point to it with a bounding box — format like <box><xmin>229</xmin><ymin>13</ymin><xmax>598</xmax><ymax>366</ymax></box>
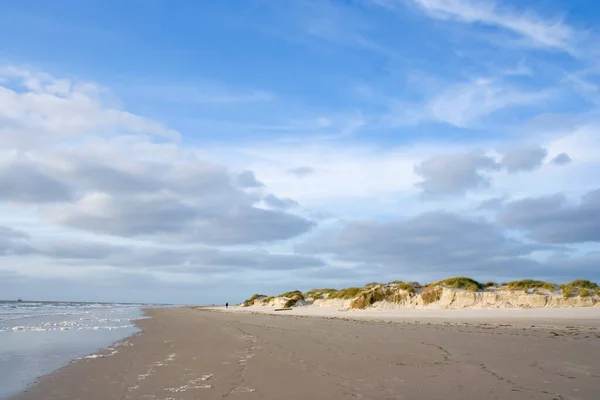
<box><xmin>11</xmin><ymin>307</ymin><xmax>600</xmax><ymax>400</ymax></box>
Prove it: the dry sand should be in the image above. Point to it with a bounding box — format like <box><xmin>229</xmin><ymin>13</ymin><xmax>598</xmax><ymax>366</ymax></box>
<box><xmin>11</xmin><ymin>307</ymin><xmax>600</xmax><ymax>400</ymax></box>
<box><xmin>224</xmin><ymin>304</ymin><xmax>600</xmax><ymax>328</ymax></box>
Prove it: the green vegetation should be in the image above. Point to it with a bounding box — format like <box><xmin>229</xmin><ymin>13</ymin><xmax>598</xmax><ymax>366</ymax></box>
<box><xmin>259</xmin><ymin>277</ymin><xmax>598</xmax><ymax>309</ymax></box>
<box><xmin>278</xmin><ymin>290</ymin><xmax>305</xmax><ymax>308</ymax></box>
<box><xmin>243</xmin><ymin>293</ymin><xmax>266</xmax><ymax>307</ymax></box>
<box><xmin>421</xmin><ymin>286</ymin><xmax>443</xmax><ymax>305</ymax></box>
<box><xmin>565</xmin><ymin>280</ymin><xmax>598</xmax><ymax>289</ymax></box>
<box><xmin>391</xmin><ymin>280</ymin><xmax>416</xmax><ymax>293</ymax></box>
<box><xmin>505</xmin><ymin>280</ymin><xmax>555</xmax><ymax>292</ymax></box>
<box><xmin>329</xmin><ymin>287</ymin><xmax>363</xmax><ymax>299</ymax></box>
<box><xmin>349</xmin><ymin>286</ymin><xmax>408</xmax><ymax>309</ymax></box>
<box><xmin>305</xmin><ymin>288</ymin><xmax>338</xmax><ymax>299</ymax></box>
<box><xmin>352</xmin><ymin>287</ymin><xmax>384</xmax><ymax>309</ymax></box>
<box><xmin>561</xmin><ymin>285</ymin><xmax>574</xmax><ymax>298</ymax></box>
<box><xmin>283</xmin><ymin>298</ymin><xmax>297</xmax><ymax>308</ymax></box>
<box><xmin>429</xmin><ymin>277</ymin><xmax>481</xmax><ymax>292</ymax></box>
<box><xmin>559</xmin><ymin>280</ymin><xmax>598</xmax><ymax>299</ymax></box>
<box><xmin>278</xmin><ymin>290</ymin><xmax>304</xmax><ymax>299</ymax></box>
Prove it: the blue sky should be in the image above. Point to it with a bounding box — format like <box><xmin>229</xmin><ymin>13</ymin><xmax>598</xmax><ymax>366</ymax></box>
<box><xmin>0</xmin><ymin>0</ymin><xmax>599</xmax><ymax>304</ymax></box>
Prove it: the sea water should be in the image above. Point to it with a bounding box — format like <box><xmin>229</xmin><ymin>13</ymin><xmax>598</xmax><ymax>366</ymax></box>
<box><xmin>0</xmin><ymin>301</ymin><xmax>147</xmax><ymax>398</ymax></box>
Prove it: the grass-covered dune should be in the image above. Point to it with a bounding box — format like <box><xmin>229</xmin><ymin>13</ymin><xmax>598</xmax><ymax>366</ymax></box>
<box><xmin>241</xmin><ymin>277</ymin><xmax>600</xmax><ymax>309</ymax></box>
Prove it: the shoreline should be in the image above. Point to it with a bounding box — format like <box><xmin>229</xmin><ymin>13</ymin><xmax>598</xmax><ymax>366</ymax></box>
<box><xmin>9</xmin><ymin>306</ymin><xmax>600</xmax><ymax>399</ymax></box>
<box><xmin>1</xmin><ymin>309</ymin><xmax>146</xmax><ymax>400</ymax></box>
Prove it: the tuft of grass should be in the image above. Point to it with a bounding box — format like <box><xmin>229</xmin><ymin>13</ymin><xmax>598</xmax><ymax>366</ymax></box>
<box><xmin>596</xmin><ymin>287</ymin><xmax>600</xmax><ymax>296</ymax></box>
<box><xmin>565</xmin><ymin>280</ymin><xmax>598</xmax><ymax>289</ymax></box>
<box><xmin>391</xmin><ymin>292</ymin><xmax>408</xmax><ymax>303</ymax></box>
<box><xmin>329</xmin><ymin>287</ymin><xmax>363</xmax><ymax>300</ymax></box>
<box><xmin>306</xmin><ymin>288</ymin><xmax>335</xmax><ymax>295</ymax></box>
<box><xmin>283</xmin><ymin>298</ymin><xmax>298</xmax><ymax>308</ymax></box>
<box><xmin>391</xmin><ymin>280</ymin><xmax>416</xmax><ymax>294</ymax></box>
<box><xmin>278</xmin><ymin>290</ymin><xmax>305</xmax><ymax>308</ymax></box>
<box><xmin>349</xmin><ymin>294</ymin><xmax>369</xmax><ymax>309</ymax></box>
<box><xmin>305</xmin><ymin>288</ymin><xmax>338</xmax><ymax>300</ymax></box>
<box><xmin>261</xmin><ymin>296</ymin><xmax>274</xmax><ymax>304</ymax></box>
<box><xmin>278</xmin><ymin>290</ymin><xmax>304</xmax><ymax>299</ymax></box>
<box><xmin>483</xmin><ymin>281</ymin><xmax>498</xmax><ymax>288</ymax></box>
<box><xmin>364</xmin><ymin>282</ymin><xmax>381</xmax><ymax>288</ymax></box>
<box><xmin>243</xmin><ymin>293</ymin><xmax>266</xmax><ymax>307</ymax></box>
<box><xmin>421</xmin><ymin>286</ymin><xmax>443</xmax><ymax>305</ymax></box>
<box><xmin>560</xmin><ymin>280</ymin><xmax>598</xmax><ymax>299</ymax></box>
<box><xmin>561</xmin><ymin>285</ymin><xmax>574</xmax><ymax>298</ymax></box>
<box><xmin>429</xmin><ymin>277</ymin><xmax>481</xmax><ymax>292</ymax></box>
<box><xmin>505</xmin><ymin>280</ymin><xmax>555</xmax><ymax>292</ymax></box>
<box><xmin>349</xmin><ymin>287</ymin><xmax>398</xmax><ymax>309</ymax></box>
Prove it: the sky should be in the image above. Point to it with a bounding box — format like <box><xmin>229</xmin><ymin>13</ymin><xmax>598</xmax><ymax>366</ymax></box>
<box><xmin>0</xmin><ymin>0</ymin><xmax>599</xmax><ymax>304</ymax></box>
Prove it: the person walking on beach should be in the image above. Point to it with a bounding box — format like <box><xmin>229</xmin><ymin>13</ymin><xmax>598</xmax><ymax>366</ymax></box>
<box><xmin>225</xmin><ymin>302</ymin><xmax>229</xmax><ymax>309</ymax></box>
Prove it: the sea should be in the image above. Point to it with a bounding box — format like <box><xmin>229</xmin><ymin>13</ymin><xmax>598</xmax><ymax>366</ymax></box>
<box><xmin>0</xmin><ymin>300</ymin><xmax>149</xmax><ymax>399</ymax></box>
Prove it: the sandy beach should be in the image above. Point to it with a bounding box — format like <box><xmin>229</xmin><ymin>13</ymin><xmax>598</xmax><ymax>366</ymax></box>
<box><xmin>11</xmin><ymin>307</ymin><xmax>600</xmax><ymax>400</ymax></box>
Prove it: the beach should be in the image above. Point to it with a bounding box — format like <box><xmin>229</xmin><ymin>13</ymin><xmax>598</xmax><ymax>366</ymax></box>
<box><xmin>10</xmin><ymin>306</ymin><xmax>600</xmax><ymax>400</ymax></box>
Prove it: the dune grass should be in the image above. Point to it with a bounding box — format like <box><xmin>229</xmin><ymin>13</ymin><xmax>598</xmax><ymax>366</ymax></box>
<box><xmin>278</xmin><ymin>290</ymin><xmax>304</xmax><ymax>299</ymax></box>
<box><xmin>505</xmin><ymin>280</ymin><xmax>555</xmax><ymax>292</ymax></box>
<box><xmin>261</xmin><ymin>296</ymin><xmax>275</xmax><ymax>304</ymax></box>
<box><xmin>566</xmin><ymin>280</ymin><xmax>598</xmax><ymax>289</ymax></box>
<box><xmin>305</xmin><ymin>288</ymin><xmax>338</xmax><ymax>299</ymax></box>
<box><xmin>329</xmin><ymin>287</ymin><xmax>363</xmax><ymax>300</ymax></box>
<box><xmin>421</xmin><ymin>286</ymin><xmax>443</xmax><ymax>305</ymax></box>
<box><xmin>429</xmin><ymin>277</ymin><xmax>481</xmax><ymax>292</ymax></box>
<box><xmin>561</xmin><ymin>285</ymin><xmax>574</xmax><ymax>298</ymax></box>
<box><xmin>391</xmin><ymin>280</ymin><xmax>416</xmax><ymax>293</ymax></box>
<box><xmin>560</xmin><ymin>280</ymin><xmax>598</xmax><ymax>298</ymax></box>
<box><xmin>243</xmin><ymin>293</ymin><xmax>266</xmax><ymax>307</ymax></box>
<box><xmin>283</xmin><ymin>299</ymin><xmax>296</xmax><ymax>308</ymax></box>
<box><xmin>278</xmin><ymin>290</ymin><xmax>305</xmax><ymax>308</ymax></box>
<box><xmin>262</xmin><ymin>277</ymin><xmax>598</xmax><ymax>309</ymax></box>
<box><xmin>349</xmin><ymin>286</ymin><xmax>408</xmax><ymax>309</ymax></box>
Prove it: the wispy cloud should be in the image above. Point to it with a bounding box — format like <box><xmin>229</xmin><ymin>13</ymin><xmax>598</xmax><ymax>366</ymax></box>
<box><xmin>426</xmin><ymin>78</ymin><xmax>552</xmax><ymax>128</ymax></box>
<box><xmin>376</xmin><ymin>0</ymin><xmax>579</xmax><ymax>54</ymax></box>
<box><xmin>383</xmin><ymin>78</ymin><xmax>553</xmax><ymax>128</ymax></box>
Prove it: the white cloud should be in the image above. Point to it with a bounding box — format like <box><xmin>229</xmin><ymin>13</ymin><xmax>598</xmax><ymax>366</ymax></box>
<box><xmin>0</xmin><ymin>66</ymin><xmax>179</xmax><ymax>149</ymax></box>
<box><xmin>1</xmin><ymin>62</ymin><xmax>600</xmax><ymax>301</ymax></box>
<box><xmin>0</xmin><ymin>67</ymin><xmax>318</xmax><ymax>263</ymax></box>
<box><xmin>404</xmin><ymin>0</ymin><xmax>577</xmax><ymax>53</ymax></box>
